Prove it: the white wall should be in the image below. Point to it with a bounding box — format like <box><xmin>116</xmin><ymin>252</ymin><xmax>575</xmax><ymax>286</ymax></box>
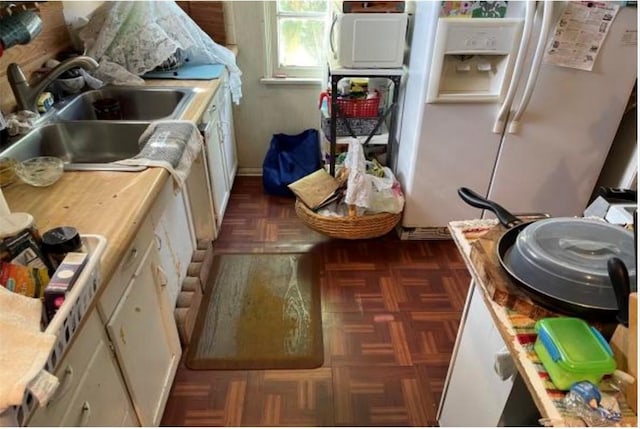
<box><xmin>61</xmin><ymin>1</ymin><xmax>103</xmax><ymax>49</ymax></box>
<box><xmin>230</xmin><ymin>1</ymin><xmax>321</xmax><ymax>174</ymax></box>
<box><xmin>61</xmin><ymin>1</ymin><xmax>103</xmax><ymax>22</ymax></box>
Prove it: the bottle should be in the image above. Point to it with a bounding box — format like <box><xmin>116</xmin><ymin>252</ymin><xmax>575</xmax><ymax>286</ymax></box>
<box><xmin>41</xmin><ymin>226</ymin><xmax>83</xmax><ymax>271</ymax></box>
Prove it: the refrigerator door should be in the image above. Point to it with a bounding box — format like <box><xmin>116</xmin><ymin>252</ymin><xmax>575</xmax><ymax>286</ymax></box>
<box><xmin>487</xmin><ymin>5</ymin><xmax>637</xmax><ymax>217</ymax></box>
<box><xmin>402</xmin><ymin>103</ymin><xmax>503</xmax><ymax>227</ymax></box>
<box><xmin>399</xmin><ymin>4</ymin><xmax>528</xmax><ymax>227</ymax></box>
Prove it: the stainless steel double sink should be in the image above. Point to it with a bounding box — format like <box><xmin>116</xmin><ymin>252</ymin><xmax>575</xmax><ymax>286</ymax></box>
<box><xmin>0</xmin><ymin>86</ymin><xmax>198</xmax><ymax>171</ymax></box>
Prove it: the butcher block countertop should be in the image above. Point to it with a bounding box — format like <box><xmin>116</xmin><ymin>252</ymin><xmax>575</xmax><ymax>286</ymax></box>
<box><xmin>2</xmin><ymin>75</ymin><xmax>223</xmax><ymax>292</ymax></box>
<box><xmin>448</xmin><ymin>219</ymin><xmax>638</xmax><ymax>427</ymax></box>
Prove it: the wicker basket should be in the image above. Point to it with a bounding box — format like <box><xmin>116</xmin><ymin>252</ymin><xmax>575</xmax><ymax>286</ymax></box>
<box><xmin>295</xmin><ymin>199</ymin><xmax>401</xmax><ymax>239</ymax></box>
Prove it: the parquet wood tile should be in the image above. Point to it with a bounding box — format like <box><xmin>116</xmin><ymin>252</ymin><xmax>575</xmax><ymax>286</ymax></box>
<box><xmin>160</xmin><ymin>176</ymin><xmax>472</xmax><ymax>427</ymax></box>
<box><xmin>405</xmin><ymin>311</ymin><xmax>462</xmax><ymax>365</ymax></box>
<box><xmin>332</xmin><ymin>366</ymin><xmax>432</xmax><ymax>426</ymax></box>
<box><xmin>322</xmin><ymin>312</ymin><xmax>414</xmax><ymax>367</ymax></box>
<box><xmin>162</xmin><ymin>368</ymin><xmax>248</xmax><ymax>426</ymax></box>
<box><xmin>415</xmin><ymin>363</ymin><xmax>451</xmax><ymax>409</ymax></box>
<box><xmin>242</xmin><ymin>368</ymin><xmax>335</xmax><ymax>426</ymax></box>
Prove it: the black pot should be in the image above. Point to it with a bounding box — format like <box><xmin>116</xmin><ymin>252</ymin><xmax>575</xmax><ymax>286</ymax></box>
<box><xmin>458</xmin><ymin>187</ymin><xmax>636</xmax><ymax>321</ymax></box>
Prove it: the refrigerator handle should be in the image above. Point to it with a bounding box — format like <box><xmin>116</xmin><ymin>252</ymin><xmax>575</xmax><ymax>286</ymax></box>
<box><xmin>492</xmin><ymin>1</ymin><xmax>537</xmax><ymax>134</ymax></box>
<box><xmin>508</xmin><ymin>0</ymin><xmax>554</xmax><ymax>134</ymax></box>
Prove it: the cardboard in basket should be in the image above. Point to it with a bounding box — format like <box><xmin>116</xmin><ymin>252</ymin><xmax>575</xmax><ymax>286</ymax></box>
<box><xmin>288</xmin><ymin>169</ymin><xmax>344</xmax><ymax>210</ymax></box>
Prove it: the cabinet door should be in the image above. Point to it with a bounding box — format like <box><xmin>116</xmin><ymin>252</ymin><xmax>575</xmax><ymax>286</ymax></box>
<box><xmin>204</xmin><ymin>106</ymin><xmax>230</xmax><ymax>229</ymax></box>
<box><xmin>106</xmin><ymin>241</ymin><xmax>181</xmax><ymax>426</ymax></box>
<box><xmin>28</xmin><ymin>312</ymin><xmax>137</xmax><ymax>427</ymax></box>
<box><xmin>97</xmin><ymin>220</ymin><xmax>154</xmax><ymax>323</ymax></box>
<box><xmin>220</xmin><ymin>82</ymin><xmax>238</xmax><ymax>189</ymax></box>
<box><xmin>438</xmin><ymin>284</ymin><xmax>515</xmax><ymax>427</ymax></box>
<box><xmin>59</xmin><ymin>338</ymin><xmax>138</xmax><ymax>427</ymax></box>
<box><xmin>152</xmin><ymin>186</ymin><xmax>196</xmax><ymax>308</ymax></box>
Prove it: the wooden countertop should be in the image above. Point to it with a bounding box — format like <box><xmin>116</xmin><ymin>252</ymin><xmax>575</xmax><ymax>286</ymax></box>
<box><xmin>2</xmin><ymin>76</ymin><xmax>222</xmax><ymax>289</ymax></box>
<box><xmin>448</xmin><ymin>219</ymin><xmax>638</xmax><ymax>427</ymax></box>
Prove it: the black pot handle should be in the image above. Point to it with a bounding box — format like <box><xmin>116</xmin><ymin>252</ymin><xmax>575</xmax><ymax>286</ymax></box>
<box><xmin>607</xmin><ymin>257</ymin><xmax>630</xmax><ymax>327</ymax></box>
<box><xmin>457</xmin><ymin>187</ymin><xmax>522</xmax><ymax>228</ymax></box>
<box><xmin>598</xmin><ymin>186</ymin><xmax>637</xmax><ymax>203</ymax></box>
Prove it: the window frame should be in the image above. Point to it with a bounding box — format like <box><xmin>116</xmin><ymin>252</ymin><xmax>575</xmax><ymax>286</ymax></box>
<box><xmin>263</xmin><ymin>0</ymin><xmax>329</xmax><ymax>81</ymax></box>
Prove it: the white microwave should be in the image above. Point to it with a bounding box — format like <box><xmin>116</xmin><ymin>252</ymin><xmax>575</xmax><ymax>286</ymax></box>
<box><xmin>330</xmin><ymin>12</ymin><xmax>408</xmax><ymax>68</ymax></box>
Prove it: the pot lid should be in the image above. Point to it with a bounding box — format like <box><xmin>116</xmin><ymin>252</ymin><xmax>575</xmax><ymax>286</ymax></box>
<box><xmin>515</xmin><ymin>217</ymin><xmax>636</xmax><ymax>287</ymax></box>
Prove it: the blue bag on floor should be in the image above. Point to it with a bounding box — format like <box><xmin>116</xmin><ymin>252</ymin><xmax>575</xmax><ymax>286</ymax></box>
<box><xmin>262</xmin><ymin>129</ymin><xmax>321</xmax><ymax>197</ymax></box>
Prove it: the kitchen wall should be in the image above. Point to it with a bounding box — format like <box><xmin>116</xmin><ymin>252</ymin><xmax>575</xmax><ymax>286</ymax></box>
<box><xmin>229</xmin><ymin>1</ymin><xmax>321</xmax><ymax>175</ymax></box>
<box><xmin>61</xmin><ymin>0</ymin><xmax>103</xmax><ymax>22</ymax></box>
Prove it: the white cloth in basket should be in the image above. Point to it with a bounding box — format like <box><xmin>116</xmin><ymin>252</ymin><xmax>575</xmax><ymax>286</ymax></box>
<box><xmin>0</xmin><ymin>287</ymin><xmax>58</xmax><ymax>411</ymax></box>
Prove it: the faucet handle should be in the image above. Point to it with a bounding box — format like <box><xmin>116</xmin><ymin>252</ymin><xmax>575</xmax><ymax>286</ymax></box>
<box><xmin>7</xmin><ymin>63</ymin><xmax>27</xmax><ymax>84</ymax></box>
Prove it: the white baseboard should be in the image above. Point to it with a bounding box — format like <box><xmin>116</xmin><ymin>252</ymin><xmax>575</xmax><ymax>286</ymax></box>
<box><xmin>237</xmin><ymin>167</ymin><xmax>262</xmax><ymax>176</ymax></box>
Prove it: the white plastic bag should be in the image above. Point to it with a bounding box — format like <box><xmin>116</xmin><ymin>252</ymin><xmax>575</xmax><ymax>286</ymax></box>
<box><xmin>367</xmin><ymin>166</ymin><xmax>405</xmax><ymax>214</ymax></box>
<box><xmin>341</xmin><ymin>139</ymin><xmax>404</xmax><ymax>215</ymax></box>
<box><xmin>343</xmin><ymin>138</ymin><xmax>371</xmax><ymax>211</ymax></box>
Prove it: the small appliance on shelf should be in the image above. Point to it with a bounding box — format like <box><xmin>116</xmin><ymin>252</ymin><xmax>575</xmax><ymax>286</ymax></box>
<box><xmin>341</xmin><ymin>1</ymin><xmax>406</xmax><ymax>13</ymax></box>
<box><xmin>330</xmin><ymin>9</ymin><xmax>408</xmax><ymax>69</ymax></box>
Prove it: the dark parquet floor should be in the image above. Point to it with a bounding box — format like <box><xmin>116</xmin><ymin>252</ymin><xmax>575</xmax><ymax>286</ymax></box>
<box><xmin>161</xmin><ymin>176</ymin><xmax>471</xmax><ymax>427</ymax></box>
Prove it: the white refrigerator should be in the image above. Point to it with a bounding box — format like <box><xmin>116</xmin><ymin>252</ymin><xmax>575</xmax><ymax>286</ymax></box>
<box><xmin>395</xmin><ymin>1</ymin><xmax>637</xmax><ymax>237</ymax></box>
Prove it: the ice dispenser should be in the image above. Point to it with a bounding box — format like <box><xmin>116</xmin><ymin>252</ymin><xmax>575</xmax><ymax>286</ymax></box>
<box><xmin>426</xmin><ymin>18</ymin><xmax>523</xmax><ymax>103</ymax></box>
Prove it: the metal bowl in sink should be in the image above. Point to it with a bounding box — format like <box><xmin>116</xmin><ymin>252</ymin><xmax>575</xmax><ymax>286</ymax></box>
<box><xmin>0</xmin><ymin>122</ymin><xmax>150</xmax><ymax>171</ymax></box>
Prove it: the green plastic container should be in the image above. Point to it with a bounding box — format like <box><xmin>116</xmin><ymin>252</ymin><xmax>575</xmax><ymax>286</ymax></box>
<box><xmin>534</xmin><ymin>317</ymin><xmax>616</xmax><ymax>390</ymax></box>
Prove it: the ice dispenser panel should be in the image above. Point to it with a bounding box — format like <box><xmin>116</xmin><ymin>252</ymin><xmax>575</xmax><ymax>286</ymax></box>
<box><xmin>426</xmin><ymin>18</ymin><xmax>523</xmax><ymax>103</ymax></box>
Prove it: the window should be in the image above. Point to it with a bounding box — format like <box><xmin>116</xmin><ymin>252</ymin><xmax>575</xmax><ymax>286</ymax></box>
<box><xmin>264</xmin><ymin>0</ymin><xmax>330</xmax><ymax>81</ymax></box>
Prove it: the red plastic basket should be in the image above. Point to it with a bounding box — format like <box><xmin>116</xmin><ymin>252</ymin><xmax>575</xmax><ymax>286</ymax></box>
<box><xmin>319</xmin><ymin>91</ymin><xmax>380</xmax><ymax>118</ymax></box>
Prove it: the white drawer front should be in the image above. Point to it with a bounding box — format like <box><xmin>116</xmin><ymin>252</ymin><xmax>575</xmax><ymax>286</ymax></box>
<box><xmin>98</xmin><ymin>220</ymin><xmax>154</xmax><ymax>322</ymax></box>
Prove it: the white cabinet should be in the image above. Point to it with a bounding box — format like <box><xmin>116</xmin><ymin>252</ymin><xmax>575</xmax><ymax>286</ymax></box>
<box><xmin>438</xmin><ymin>284</ymin><xmax>539</xmax><ymax>426</ymax></box>
<box><xmin>201</xmin><ymin>72</ymin><xmax>238</xmax><ymax>230</ymax></box>
<box><xmin>99</xmin><ymin>178</ymin><xmax>190</xmax><ymax>426</ymax></box>
<box><xmin>106</xmin><ymin>239</ymin><xmax>181</xmax><ymax>427</ymax></box>
<box><xmin>28</xmin><ymin>312</ymin><xmax>137</xmax><ymax>427</ymax></box>
<box><xmin>219</xmin><ymin>77</ymin><xmax>238</xmax><ymax>188</ymax></box>
<box><xmin>203</xmin><ymin>103</ymin><xmax>229</xmax><ymax>229</ymax></box>
<box><xmin>97</xmin><ymin>221</ymin><xmax>154</xmax><ymax>323</ymax></box>
<box><xmin>149</xmin><ymin>180</ymin><xmax>197</xmax><ymax>308</ymax></box>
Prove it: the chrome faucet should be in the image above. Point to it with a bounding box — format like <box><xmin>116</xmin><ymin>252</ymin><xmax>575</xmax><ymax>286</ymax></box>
<box><xmin>7</xmin><ymin>56</ymin><xmax>99</xmax><ymax>113</ymax></box>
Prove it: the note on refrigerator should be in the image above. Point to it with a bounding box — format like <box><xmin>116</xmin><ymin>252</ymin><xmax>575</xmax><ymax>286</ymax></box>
<box><xmin>543</xmin><ymin>2</ymin><xmax>620</xmax><ymax>72</ymax></box>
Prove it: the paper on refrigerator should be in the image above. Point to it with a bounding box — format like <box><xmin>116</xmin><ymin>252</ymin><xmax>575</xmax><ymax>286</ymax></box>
<box><xmin>543</xmin><ymin>2</ymin><xmax>620</xmax><ymax>72</ymax></box>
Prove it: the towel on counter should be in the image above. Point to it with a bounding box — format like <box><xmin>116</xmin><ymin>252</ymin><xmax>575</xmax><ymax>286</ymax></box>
<box><xmin>116</xmin><ymin>120</ymin><xmax>203</xmax><ymax>188</ymax></box>
<box><xmin>0</xmin><ymin>287</ymin><xmax>58</xmax><ymax>411</ymax></box>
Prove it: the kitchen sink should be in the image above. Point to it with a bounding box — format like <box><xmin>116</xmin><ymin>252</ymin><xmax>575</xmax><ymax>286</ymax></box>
<box><xmin>55</xmin><ymin>86</ymin><xmax>197</xmax><ymax>121</ymax></box>
<box><xmin>0</xmin><ymin>122</ymin><xmax>150</xmax><ymax>171</ymax></box>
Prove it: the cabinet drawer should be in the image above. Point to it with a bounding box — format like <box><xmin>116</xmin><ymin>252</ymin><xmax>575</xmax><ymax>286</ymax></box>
<box><xmin>59</xmin><ymin>339</ymin><xmax>136</xmax><ymax>427</ymax></box>
<box><xmin>97</xmin><ymin>220</ymin><xmax>154</xmax><ymax>322</ymax></box>
<box><xmin>27</xmin><ymin>313</ymin><xmax>103</xmax><ymax>426</ymax></box>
